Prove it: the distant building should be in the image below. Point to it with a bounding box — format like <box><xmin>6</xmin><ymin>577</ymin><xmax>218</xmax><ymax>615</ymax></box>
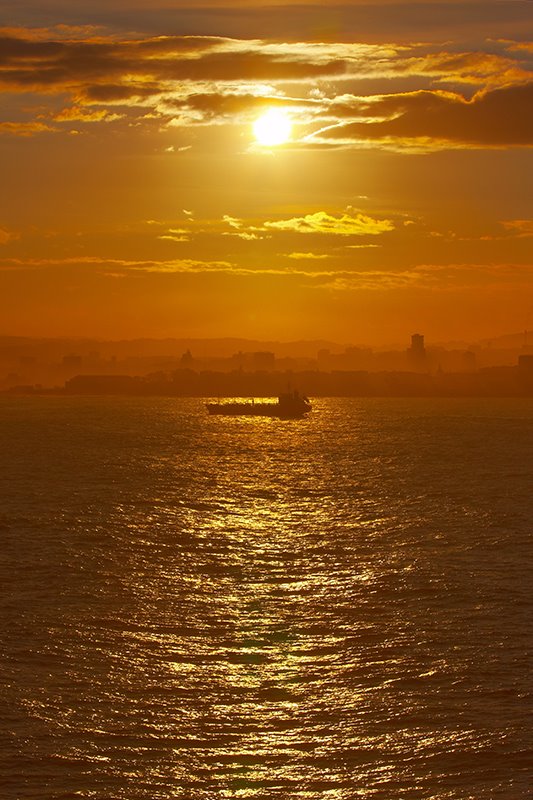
<box><xmin>430</xmin><ymin>348</ymin><xmax>476</xmax><ymax>373</ymax></box>
<box><xmin>407</xmin><ymin>333</ymin><xmax>427</xmax><ymax>371</ymax></box>
<box><xmin>62</xmin><ymin>353</ymin><xmax>82</xmax><ymax>370</ymax></box>
<box><xmin>518</xmin><ymin>354</ymin><xmax>533</xmax><ymax>390</ymax></box>
<box><xmin>65</xmin><ymin>375</ymin><xmax>141</xmax><ymax>394</ymax></box>
<box><xmin>252</xmin><ymin>351</ymin><xmax>275</xmax><ymax>370</ymax></box>
<box><xmin>518</xmin><ymin>354</ymin><xmax>533</xmax><ymax>371</ymax></box>
<box><xmin>180</xmin><ymin>349</ymin><xmax>194</xmax><ymax>368</ymax></box>
<box><xmin>521</xmin><ymin>330</ymin><xmax>533</xmax><ymax>354</ymax></box>
<box><xmin>230</xmin><ymin>350</ymin><xmax>275</xmax><ymax>371</ymax></box>
<box><xmin>318</xmin><ymin>346</ymin><xmax>373</xmax><ymax>371</ymax></box>
<box><xmin>410</xmin><ymin>333</ymin><xmax>425</xmax><ymax>355</ymax></box>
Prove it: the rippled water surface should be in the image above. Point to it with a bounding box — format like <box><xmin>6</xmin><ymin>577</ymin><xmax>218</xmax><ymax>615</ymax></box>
<box><xmin>1</xmin><ymin>397</ymin><xmax>532</xmax><ymax>799</ymax></box>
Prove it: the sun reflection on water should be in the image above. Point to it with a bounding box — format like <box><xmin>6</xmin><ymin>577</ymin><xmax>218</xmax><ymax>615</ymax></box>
<box><xmin>4</xmin><ymin>398</ymin><xmax>532</xmax><ymax>798</ymax></box>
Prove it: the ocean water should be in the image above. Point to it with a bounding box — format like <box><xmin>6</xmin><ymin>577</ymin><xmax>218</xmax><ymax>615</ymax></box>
<box><xmin>1</xmin><ymin>396</ymin><xmax>532</xmax><ymax>800</ymax></box>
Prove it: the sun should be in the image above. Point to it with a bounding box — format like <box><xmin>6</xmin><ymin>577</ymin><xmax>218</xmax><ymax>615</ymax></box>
<box><xmin>253</xmin><ymin>109</ymin><xmax>292</xmax><ymax>146</ymax></box>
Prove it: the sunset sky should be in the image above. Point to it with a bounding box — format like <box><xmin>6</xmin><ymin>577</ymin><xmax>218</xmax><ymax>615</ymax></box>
<box><xmin>1</xmin><ymin>1</ymin><xmax>532</xmax><ymax>345</ymax></box>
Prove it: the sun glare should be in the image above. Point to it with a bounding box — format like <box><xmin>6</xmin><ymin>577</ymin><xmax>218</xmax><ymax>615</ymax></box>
<box><xmin>253</xmin><ymin>109</ymin><xmax>292</xmax><ymax>146</ymax></box>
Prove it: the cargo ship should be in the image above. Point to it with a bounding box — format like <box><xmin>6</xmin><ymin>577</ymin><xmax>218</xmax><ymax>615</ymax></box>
<box><xmin>206</xmin><ymin>390</ymin><xmax>311</xmax><ymax>419</ymax></box>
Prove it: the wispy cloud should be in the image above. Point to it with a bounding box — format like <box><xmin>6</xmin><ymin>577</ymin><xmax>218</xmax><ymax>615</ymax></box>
<box><xmin>54</xmin><ymin>106</ymin><xmax>123</xmax><ymax>122</ymax></box>
<box><xmin>0</xmin><ymin>226</ymin><xmax>18</xmax><ymax>244</ymax></box>
<box><xmin>287</xmin><ymin>252</ymin><xmax>332</xmax><ymax>260</ymax></box>
<box><xmin>0</xmin><ymin>255</ymin><xmax>235</xmax><ymax>273</ymax></box>
<box><xmin>264</xmin><ymin>211</ymin><xmax>394</xmax><ymax>236</ymax></box>
<box><xmin>157</xmin><ymin>227</ymin><xmax>191</xmax><ymax>242</ymax></box>
<box><xmin>3</xmin><ymin>255</ymin><xmax>533</xmax><ymax>294</ymax></box>
<box><xmin>500</xmin><ymin>219</ymin><xmax>533</xmax><ymax>237</ymax></box>
<box><xmin>0</xmin><ymin>120</ymin><xmax>57</xmax><ymax>136</ymax></box>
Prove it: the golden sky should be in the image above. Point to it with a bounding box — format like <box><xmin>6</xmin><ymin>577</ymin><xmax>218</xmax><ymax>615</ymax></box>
<box><xmin>1</xmin><ymin>1</ymin><xmax>532</xmax><ymax>344</ymax></box>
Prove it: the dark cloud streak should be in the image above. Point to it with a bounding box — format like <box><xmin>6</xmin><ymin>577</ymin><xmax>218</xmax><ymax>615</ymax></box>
<box><xmin>313</xmin><ymin>82</ymin><xmax>533</xmax><ymax>147</ymax></box>
<box><xmin>0</xmin><ymin>34</ymin><xmax>346</xmax><ymax>90</ymax></box>
<box><xmin>2</xmin><ymin>2</ymin><xmax>533</xmax><ymax>42</ymax></box>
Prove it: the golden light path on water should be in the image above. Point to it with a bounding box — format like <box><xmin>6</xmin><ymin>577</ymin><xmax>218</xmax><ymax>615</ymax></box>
<box><xmin>1</xmin><ymin>397</ymin><xmax>532</xmax><ymax>798</ymax></box>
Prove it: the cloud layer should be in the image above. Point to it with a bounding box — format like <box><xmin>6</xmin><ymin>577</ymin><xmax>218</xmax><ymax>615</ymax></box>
<box><xmin>1</xmin><ymin>27</ymin><xmax>532</xmax><ymax>150</ymax></box>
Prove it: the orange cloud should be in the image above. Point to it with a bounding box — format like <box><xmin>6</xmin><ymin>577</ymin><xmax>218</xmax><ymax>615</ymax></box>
<box><xmin>0</xmin><ymin>227</ymin><xmax>16</xmax><ymax>244</ymax></box>
<box><xmin>310</xmin><ymin>82</ymin><xmax>533</xmax><ymax>149</ymax></box>
<box><xmin>54</xmin><ymin>106</ymin><xmax>123</xmax><ymax>122</ymax></box>
<box><xmin>263</xmin><ymin>211</ymin><xmax>394</xmax><ymax>236</ymax></box>
<box><xmin>501</xmin><ymin>219</ymin><xmax>533</xmax><ymax>237</ymax></box>
<box><xmin>0</xmin><ymin>120</ymin><xmax>57</xmax><ymax>136</ymax></box>
<box><xmin>287</xmin><ymin>252</ymin><xmax>332</xmax><ymax>260</ymax></box>
<box><xmin>402</xmin><ymin>49</ymin><xmax>532</xmax><ymax>87</ymax></box>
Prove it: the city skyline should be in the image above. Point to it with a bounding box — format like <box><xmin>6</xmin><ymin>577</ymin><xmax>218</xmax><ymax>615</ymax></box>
<box><xmin>1</xmin><ymin>1</ymin><xmax>532</xmax><ymax>343</ymax></box>
<box><xmin>3</xmin><ymin>327</ymin><xmax>533</xmax><ymax>394</ymax></box>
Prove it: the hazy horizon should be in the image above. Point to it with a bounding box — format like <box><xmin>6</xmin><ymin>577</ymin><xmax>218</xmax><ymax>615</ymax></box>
<box><xmin>1</xmin><ymin>327</ymin><xmax>532</xmax><ymax>352</ymax></box>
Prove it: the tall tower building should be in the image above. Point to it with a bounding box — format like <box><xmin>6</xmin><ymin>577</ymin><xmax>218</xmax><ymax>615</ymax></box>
<box><xmin>408</xmin><ymin>333</ymin><xmax>427</xmax><ymax>370</ymax></box>
<box><xmin>410</xmin><ymin>334</ymin><xmax>425</xmax><ymax>355</ymax></box>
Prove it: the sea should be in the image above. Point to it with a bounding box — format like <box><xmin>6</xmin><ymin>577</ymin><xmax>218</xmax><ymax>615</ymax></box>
<box><xmin>1</xmin><ymin>396</ymin><xmax>532</xmax><ymax>799</ymax></box>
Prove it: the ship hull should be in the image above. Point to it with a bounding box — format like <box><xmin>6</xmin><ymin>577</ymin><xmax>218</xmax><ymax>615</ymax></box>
<box><xmin>206</xmin><ymin>391</ymin><xmax>311</xmax><ymax>419</ymax></box>
<box><xmin>206</xmin><ymin>403</ymin><xmax>308</xmax><ymax>419</ymax></box>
